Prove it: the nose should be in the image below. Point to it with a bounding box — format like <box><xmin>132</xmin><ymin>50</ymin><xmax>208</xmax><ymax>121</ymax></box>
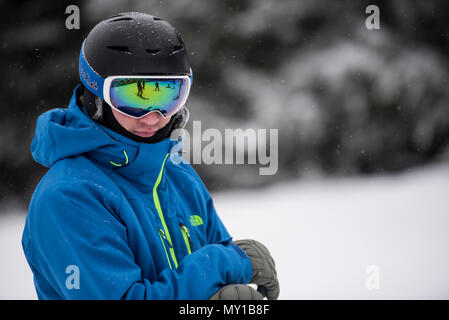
<box><xmin>139</xmin><ymin>112</ymin><xmax>161</xmax><ymax>126</ymax></box>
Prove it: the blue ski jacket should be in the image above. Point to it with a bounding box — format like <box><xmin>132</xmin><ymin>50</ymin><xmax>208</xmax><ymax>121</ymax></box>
<box><xmin>22</xmin><ymin>85</ymin><xmax>252</xmax><ymax>300</ymax></box>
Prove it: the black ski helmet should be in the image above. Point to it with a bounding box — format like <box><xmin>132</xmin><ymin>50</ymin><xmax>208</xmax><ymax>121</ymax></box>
<box><xmin>82</xmin><ymin>12</ymin><xmax>190</xmax><ymax>79</ymax></box>
<box><xmin>79</xmin><ymin>12</ymin><xmax>191</xmax><ymax>143</ymax></box>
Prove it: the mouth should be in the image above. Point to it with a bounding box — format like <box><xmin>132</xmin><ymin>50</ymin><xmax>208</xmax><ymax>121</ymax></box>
<box><xmin>133</xmin><ymin>129</ymin><xmax>158</xmax><ymax>137</ymax></box>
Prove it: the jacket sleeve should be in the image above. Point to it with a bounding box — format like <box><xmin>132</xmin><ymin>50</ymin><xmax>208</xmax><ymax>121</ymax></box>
<box><xmin>182</xmin><ymin>164</ymin><xmax>235</xmax><ymax>245</ymax></box>
<box><xmin>203</xmin><ymin>187</ymin><xmax>234</xmax><ymax>245</ymax></box>
<box><xmin>23</xmin><ymin>183</ymin><xmax>252</xmax><ymax>300</ymax></box>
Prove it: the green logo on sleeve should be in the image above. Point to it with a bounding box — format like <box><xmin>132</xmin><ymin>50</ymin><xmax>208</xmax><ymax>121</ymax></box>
<box><xmin>190</xmin><ymin>215</ymin><xmax>203</xmax><ymax>226</ymax></box>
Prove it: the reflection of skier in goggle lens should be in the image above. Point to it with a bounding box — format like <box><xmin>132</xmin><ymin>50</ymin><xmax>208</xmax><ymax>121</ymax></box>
<box><xmin>79</xmin><ymin>12</ymin><xmax>192</xmax><ymax>143</ymax></box>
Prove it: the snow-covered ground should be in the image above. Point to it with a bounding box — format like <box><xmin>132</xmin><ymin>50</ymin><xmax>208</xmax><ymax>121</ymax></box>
<box><xmin>1</xmin><ymin>162</ymin><xmax>449</xmax><ymax>299</ymax></box>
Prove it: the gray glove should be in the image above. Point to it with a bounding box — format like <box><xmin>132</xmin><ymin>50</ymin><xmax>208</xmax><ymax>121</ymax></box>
<box><xmin>209</xmin><ymin>284</ymin><xmax>264</xmax><ymax>300</ymax></box>
<box><xmin>233</xmin><ymin>239</ymin><xmax>279</xmax><ymax>300</ymax></box>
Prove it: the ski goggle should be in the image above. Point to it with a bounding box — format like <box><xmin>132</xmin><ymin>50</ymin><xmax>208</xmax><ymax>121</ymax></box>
<box><xmin>79</xmin><ymin>42</ymin><xmax>192</xmax><ymax>118</ymax></box>
<box><xmin>103</xmin><ymin>75</ymin><xmax>191</xmax><ymax>118</ymax></box>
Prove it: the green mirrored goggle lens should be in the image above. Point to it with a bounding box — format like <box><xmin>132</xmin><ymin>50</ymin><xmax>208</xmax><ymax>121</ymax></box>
<box><xmin>109</xmin><ymin>78</ymin><xmax>189</xmax><ymax>117</ymax></box>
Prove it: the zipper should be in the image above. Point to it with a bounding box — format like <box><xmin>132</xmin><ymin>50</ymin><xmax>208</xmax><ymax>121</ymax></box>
<box><xmin>158</xmin><ymin>228</ymin><xmax>173</xmax><ymax>269</ymax></box>
<box><xmin>153</xmin><ymin>153</ymin><xmax>179</xmax><ymax>269</ymax></box>
<box><xmin>179</xmin><ymin>223</ymin><xmax>194</xmax><ymax>254</ymax></box>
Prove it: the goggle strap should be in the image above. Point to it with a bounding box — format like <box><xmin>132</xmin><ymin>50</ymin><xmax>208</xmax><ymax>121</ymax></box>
<box><xmin>79</xmin><ymin>41</ymin><xmax>105</xmax><ymax>99</ymax></box>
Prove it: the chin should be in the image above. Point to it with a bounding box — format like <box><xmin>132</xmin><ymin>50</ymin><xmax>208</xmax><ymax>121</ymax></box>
<box><xmin>133</xmin><ymin>130</ymin><xmax>157</xmax><ymax>138</ymax></box>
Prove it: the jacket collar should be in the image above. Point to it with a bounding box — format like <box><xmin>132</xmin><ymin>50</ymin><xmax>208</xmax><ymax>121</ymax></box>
<box><xmin>31</xmin><ymin>85</ymin><xmax>176</xmax><ymax>189</ymax></box>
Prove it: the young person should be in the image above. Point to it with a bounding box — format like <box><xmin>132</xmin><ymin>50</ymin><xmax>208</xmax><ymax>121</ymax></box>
<box><xmin>22</xmin><ymin>12</ymin><xmax>279</xmax><ymax>300</ymax></box>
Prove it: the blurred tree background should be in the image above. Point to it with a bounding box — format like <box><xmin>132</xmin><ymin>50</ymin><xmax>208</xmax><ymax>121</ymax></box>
<box><xmin>1</xmin><ymin>0</ymin><xmax>449</xmax><ymax>209</ymax></box>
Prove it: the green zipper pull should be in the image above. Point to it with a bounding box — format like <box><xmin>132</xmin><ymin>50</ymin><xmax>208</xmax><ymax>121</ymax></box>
<box><xmin>159</xmin><ymin>228</ymin><xmax>173</xmax><ymax>248</ymax></box>
<box><xmin>158</xmin><ymin>228</ymin><xmax>173</xmax><ymax>269</ymax></box>
<box><xmin>180</xmin><ymin>223</ymin><xmax>190</xmax><ymax>236</ymax></box>
<box><xmin>180</xmin><ymin>223</ymin><xmax>194</xmax><ymax>254</ymax></box>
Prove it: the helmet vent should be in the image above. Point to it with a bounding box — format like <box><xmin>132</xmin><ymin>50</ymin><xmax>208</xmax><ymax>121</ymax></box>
<box><xmin>146</xmin><ymin>48</ymin><xmax>161</xmax><ymax>55</ymax></box>
<box><xmin>107</xmin><ymin>46</ymin><xmax>132</xmax><ymax>54</ymax></box>
<box><xmin>105</xmin><ymin>13</ymin><xmax>124</xmax><ymax>19</ymax></box>
<box><xmin>108</xmin><ymin>17</ymin><xmax>134</xmax><ymax>23</ymax></box>
<box><xmin>153</xmin><ymin>17</ymin><xmax>163</xmax><ymax>21</ymax></box>
<box><xmin>170</xmin><ymin>45</ymin><xmax>185</xmax><ymax>55</ymax></box>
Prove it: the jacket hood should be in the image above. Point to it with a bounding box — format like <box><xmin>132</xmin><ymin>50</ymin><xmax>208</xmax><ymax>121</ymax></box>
<box><xmin>31</xmin><ymin>85</ymin><xmax>177</xmax><ymax>188</ymax></box>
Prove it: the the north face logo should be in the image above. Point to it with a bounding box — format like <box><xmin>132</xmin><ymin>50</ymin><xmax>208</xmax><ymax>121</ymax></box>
<box><xmin>190</xmin><ymin>215</ymin><xmax>203</xmax><ymax>226</ymax></box>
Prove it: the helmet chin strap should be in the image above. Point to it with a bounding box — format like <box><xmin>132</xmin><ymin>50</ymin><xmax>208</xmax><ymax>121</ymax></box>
<box><xmin>93</xmin><ymin>96</ymin><xmax>104</xmax><ymax>121</ymax></box>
